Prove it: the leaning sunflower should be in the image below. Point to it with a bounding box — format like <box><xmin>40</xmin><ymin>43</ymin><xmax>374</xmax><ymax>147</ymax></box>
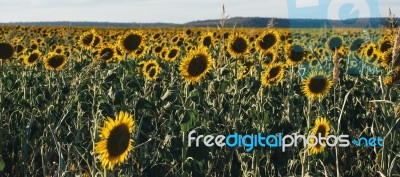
<box><xmin>78</xmin><ymin>29</ymin><xmax>97</xmax><ymax>49</ymax></box>
<box><xmin>140</xmin><ymin>60</ymin><xmax>161</xmax><ymax>80</ymax></box>
<box><xmin>227</xmin><ymin>33</ymin><xmax>250</xmax><ymax>58</ymax></box>
<box><xmin>308</xmin><ymin>117</ymin><xmax>331</xmax><ymax>155</ymax></box>
<box><xmin>95</xmin><ymin>111</ymin><xmax>134</xmax><ymax>170</ymax></box>
<box><xmin>301</xmin><ymin>71</ymin><xmax>333</xmax><ymax>100</ymax></box>
<box><xmin>256</xmin><ymin>30</ymin><xmax>280</xmax><ymax>54</ymax></box>
<box><xmin>261</xmin><ymin>62</ymin><xmax>285</xmax><ymax>86</ymax></box>
<box><xmin>179</xmin><ymin>46</ymin><xmax>213</xmax><ymax>84</ymax></box>
<box><xmin>23</xmin><ymin>50</ymin><xmax>41</xmax><ymax>66</ymax></box>
<box><xmin>44</xmin><ymin>52</ymin><xmax>67</xmax><ymax>71</ymax></box>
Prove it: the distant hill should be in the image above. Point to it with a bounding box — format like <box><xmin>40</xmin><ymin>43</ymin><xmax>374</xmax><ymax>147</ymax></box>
<box><xmin>0</xmin><ymin>17</ymin><xmax>398</xmax><ymax>28</ymax></box>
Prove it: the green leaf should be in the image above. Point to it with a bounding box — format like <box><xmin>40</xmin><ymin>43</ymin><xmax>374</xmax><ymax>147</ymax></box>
<box><xmin>180</xmin><ymin>110</ymin><xmax>197</xmax><ymax>132</ymax></box>
<box><xmin>136</xmin><ymin>98</ymin><xmax>156</xmax><ymax>111</ymax></box>
<box><xmin>0</xmin><ymin>157</ymin><xmax>5</xmax><ymax>171</ymax></box>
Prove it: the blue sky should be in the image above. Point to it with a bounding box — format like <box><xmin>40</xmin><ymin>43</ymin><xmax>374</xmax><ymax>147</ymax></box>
<box><xmin>0</xmin><ymin>0</ymin><xmax>399</xmax><ymax>23</ymax></box>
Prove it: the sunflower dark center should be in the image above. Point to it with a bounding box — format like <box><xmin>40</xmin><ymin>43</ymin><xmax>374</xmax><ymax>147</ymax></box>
<box><xmin>47</xmin><ymin>55</ymin><xmax>65</xmax><ymax>68</ymax></box>
<box><xmin>290</xmin><ymin>45</ymin><xmax>305</xmax><ymax>62</ymax></box>
<box><xmin>268</xmin><ymin>67</ymin><xmax>281</xmax><ymax>79</ymax></box>
<box><xmin>0</xmin><ymin>42</ymin><xmax>15</xmax><ymax>59</ymax></box>
<box><xmin>15</xmin><ymin>45</ymin><xmax>25</xmax><ymax>53</ymax></box>
<box><xmin>100</xmin><ymin>48</ymin><xmax>114</xmax><ymax>60</ymax></box>
<box><xmin>107</xmin><ymin>124</ymin><xmax>130</xmax><ymax>157</ymax></box>
<box><xmin>187</xmin><ymin>54</ymin><xmax>208</xmax><ymax>77</ymax></box>
<box><xmin>146</xmin><ymin>63</ymin><xmax>156</xmax><ymax>72</ymax></box>
<box><xmin>123</xmin><ymin>34</ymin><xmax>142</xmax><ymax>51</ymax></box>
<box><xmin>308</xmin><ymin>75</ymin><xmax>327</xmax><ymax>94</ymax></box>
<box><xmin>28</xmin><ymin>53</ymin><xmax>39</xmax><ymax>63</ymax></box>
<box><xmin>380</xmin><ymin>41</ymin><xmax>392</xmax><ymax>53</ymax></box>
<box><xmin>203</xmin><ymin>36</ymin><xmax>212</xmax><ymax>47</ymax></box>
<box><xmin>155</xmin><ymin>46</ymin><xmax>162</xmax><ymax>53</ymax></box>
<box><xmin>350</xmin><ymin>38</ymin><xmax>364</xmax><ymax>51</ymax></box>
<box><xmin>259</xmin><ymin>34</ymin><xmax>277</xmax><ymax>50</ymax></box>
<box><xmin>168</xmin><ymin>49</ymin><xmax>178</xmax><ymax>58</ymax></box>
<box><xmin>82</xmin><ymin>33</ymin><xmax>94</xmax><ymax>45</ymax></box>
<box><xmin>366</xmin><ymin>47</ymin><xmax>374</xmax><ymax>57</ymax></box>
<box><xmin>93</xmin><ymin>36</ymin><xmax>101</xmax><ymax>47</ymax></box>
<box><xmin>153</xmin><ymin>33</ymin><xmax>160</xmax><ymax>39</ymax></box>
<box><xmin>148</xmin><ymin>68</ymin><xmax>157</xmax><ymax>78</ymax></box>
<box><xmin>231</xmin><ymin>37</ymin><xmax>247</xmax><ymax>54</ymax></box>
<box><xmin>328</xmin><ymin>37</ymin><xmax>342</xmax><ymax>51</ymax></box>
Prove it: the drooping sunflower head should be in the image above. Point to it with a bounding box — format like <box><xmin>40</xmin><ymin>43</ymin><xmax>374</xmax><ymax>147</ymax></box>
<box><xmin>261</xmin><ymin>49</ymin><xmax>277</xmax><ymax>67</ymax></box>
<box><xmin>227</xmin><ymin>33</ymin><xmax>250</xmax><ymax>58</ymax></box>
<box><xmin>256</xmin><ymin>30</ymin><xmax>280</xmax><ymax>53</ymax></box>
<box><xmin>44</xmin><ymin>52</ymin><xmax>67</xmax><ymax>71</ymax></box>
<box><xmin>179</xmin><ymin>46</ymin><xmax>213</xmax><ymax>84</ymax></box>
<box><xmin>0</xmin><ymin>42</ymin><xmax>15</xmax><ymax>59</ymax></box>
<box><xmin>285</xmin><ymin>44</ymin><xmax>307</xmax><ymax>65</ymax></box>
<box><xmin>378</xmin><ymin>38</ymin><xmax>392</xmax><ymax>53</ymax></box>
<box><xmin>380</xmin><ymin>51</ymin><xmax>400</xmax><ymax>69</ymax></box>
<box><xmin>261</xmin><ymin>62</ymin><xmax>285</xmax><ymax>86</ymax></box>
<box><xmin>119</xmin><ymin>30</ymin><xmax>145</xmax><ymax>54</ymax></box>
<box><xmin>326</xmin><ymin>35</ymin><xmax>343</xmax><ymax>52</ymax></box>
<box><xmin>95</xmin><ymin>111</ymin><xmax>134</xmax><ymax>170</ymax></box>
<box><xmin>97</xmin><ymin>44</ymin><xmax>117</xmax><ymax>62</ymax></box>
<box><xmin>133</xmin><ymin>45</ymin><xmax>149</xmax><ymax>59</ymax></box>
<box><xmin>141</xmin><ymin>60</ymin><xmax>161</xmax><ymax>80</ymax></box>
<box><xmin>308</xmin><ymin>117</ymin><xmax>331</xmax><ymax>155</ymax></box>
<box><xmin>383</xmin><ymin>67</ymin><xmax>400</xmax><ymax>86</ymax></box>
<box><xmin>78</xmin><ymin>29</ymin><xmax>97</xmax><ymax>49</ymax></box>
<box><xmin>238</xmin><ymin>62</ymin><xmax>253</xmax><ymax>80</ymax></box>
<box><xmin>23</xmin><ymin>50</ymin><xmax>41</xmax><ymax>66</ymax></box>
<box><xmin>301</xmin><ymin>71</ymin><xmax>333</xmax><ymax>100</ymax></box>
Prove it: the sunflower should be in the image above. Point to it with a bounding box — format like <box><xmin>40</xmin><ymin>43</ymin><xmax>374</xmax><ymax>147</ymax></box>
<box><xmin>326</xmin><ymin>35</ymin><xmax>343</xmax><ymax>52</ymax></box>
<box><xmin>78</xmin><ymin>29</ymin><xmax>97</xmax><ymax>49</ymax></box>
<box><xmin>119</xmin><ymin>30</ymin><xmax>145</xmax><ymax>54</ymax></box>
<box><xmin>308</xmin><ymin>117</ymin><xmax>331</xmax><ymax>155</ymax></box>
<box><xmin>285</xmin><ymin>44</ymin><xmax>307</xmax><ymax>65</ymax></box>
<box><xmin>227</xmin><ymin>33</ymin><xmax>250</xmax><ymax>58</ymax></box>
<box><xmin>199</xmin><ymin>32</ymin><xmax>214</xmax><ymax>48</ymax></box>
<box><xmin>23</xmin><ymin>50</ymin><xmax>41</xmax><ymax>66</ymax></box>
<box><xmin>378</xmin><ymin>38</ymin><xmax>392</xmax><ymax>53</ymax></box>
<box><xmin>53</xmin><ymin>45</ymin><xmax>65</xmax><ymax>54</ymax></box>
<box><xmin>141</xmin><ymin>60</ymin><xmax>161</xmax><ymax>80</ymax></box>
<box><xmin>165</xmin><ymin>47</ymin><xmax>180</xmax><ymax>62</ymax></box>
<box><xmin>15</xmin><ymin>44</ymin><xmax>27</xmax><ymax>54</ymax></box>
<box><xmin>0</xmin><ymin>42</ymin><xmax>15</xmax><ymax>59</ymax></box>
<box><xmin>179</xmin><ymin>46</ymin><xmax>213</xmax><ymax>84</ymax></box>
<box><xmin>97</xmin><ymin>44</ymin><xmax>117</xmax><ymax>62</ymax></box>
<box><xmin>383</xmin><ymin>67</ymin><xmax>400</xmax><ymax>86</ymax></box>
<box><xmin>44</xmin><ymin>53</ymin><xmax>67</xmax><ymax>71</ymax></box>
<box><xmin>301</xmin><ymin>71</ymin><xmax>333</xmax><ymax>100</ymax></box>
<box><xmin>261</xmin><ymin>49</ymin><xmax>277</xmax><ymax>67</ymax></box>
<box><xmin>238</xmin><ymin>62</ymin><xmax>253</xmax><ymax>79</ymax></box>
<box><xmin>133</xmin><ymin>45</ymin><xmax>148</xmax><ymax>59</ymax></box>
<box><xmin>380</xmin><ymin>51</ymin><xmax>400</xmax><ymax>69</ymax></box>
<box><xmin>94</xmin><ymin>111</ymin><xmax>134</xmax><ymax>170</ymax></box>
<box><xmin>256</xmin><ymin>30</ymin><xmax>280</xmax><ymax>54</ymax></box>
<box><xmin>261</xmin><ymin>62</ymin><xmax>285</xmax><ymax>86</ymax></box>
<box><xmin>349</xmin><ymin>38</ymin><xmax>365</xmax><ymax>52</ymax></box>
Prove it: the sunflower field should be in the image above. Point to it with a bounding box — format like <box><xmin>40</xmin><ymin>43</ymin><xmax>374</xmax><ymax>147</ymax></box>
<box><xmin>0</xmin><ymin>24</ymin><xmax>399</xmax><ymax>177</ymax></box>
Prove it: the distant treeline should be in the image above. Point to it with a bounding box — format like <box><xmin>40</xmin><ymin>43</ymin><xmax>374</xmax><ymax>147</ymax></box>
<box><xmin>0</xmin><ymin>17</ymin><xmax>398</xmax><ymax>28</ymax></box>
